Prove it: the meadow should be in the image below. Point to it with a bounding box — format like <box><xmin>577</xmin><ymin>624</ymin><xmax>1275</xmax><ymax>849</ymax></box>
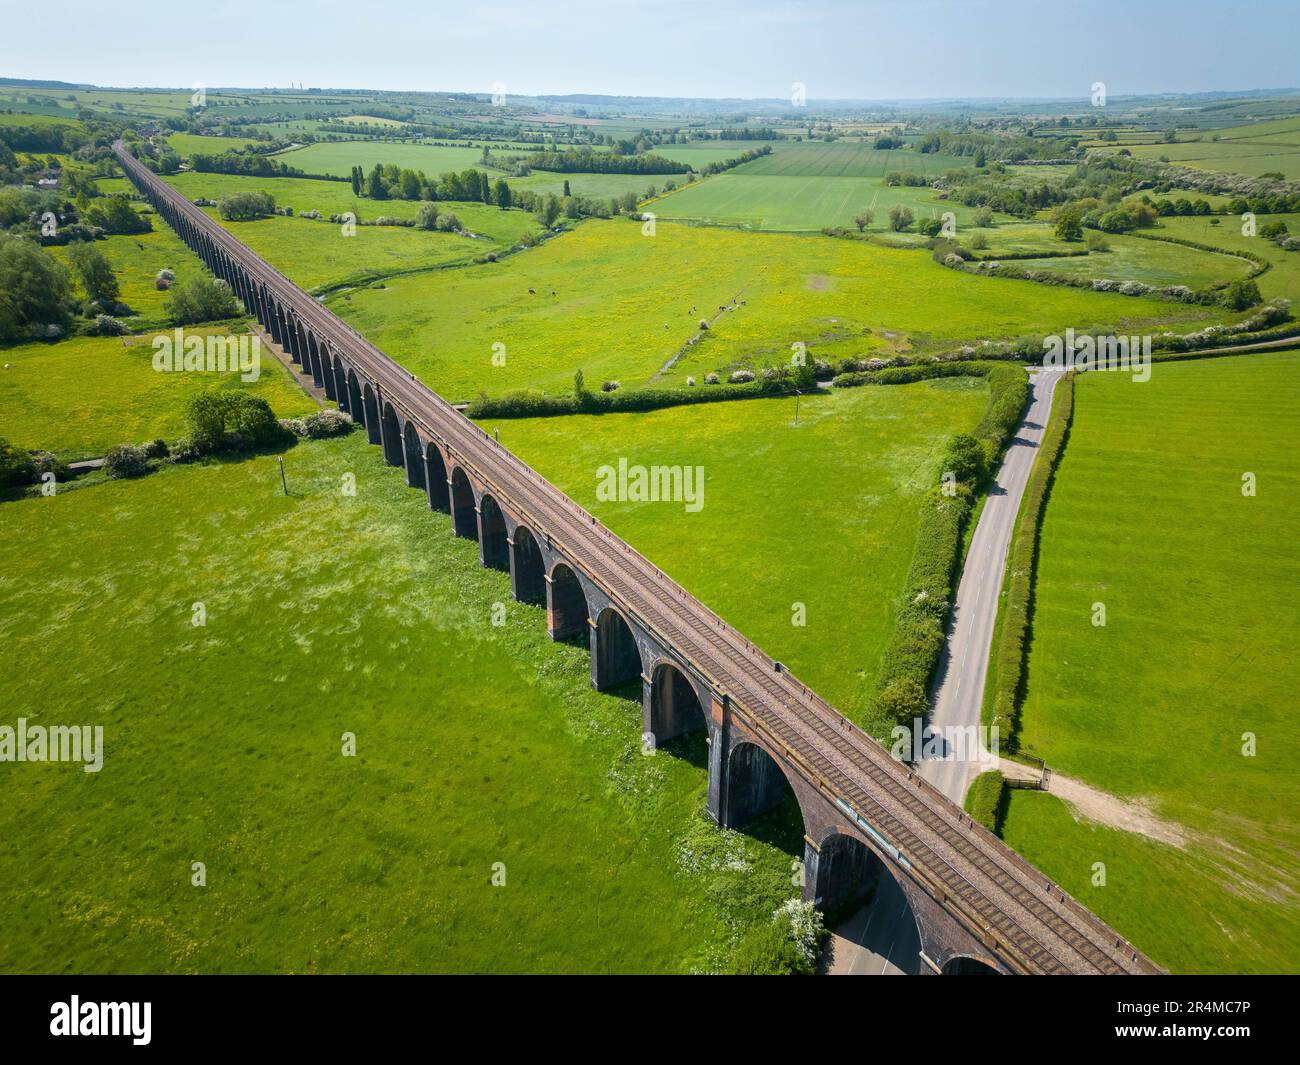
<box><xmin>330</xmin><ymin>219</ymin><xmax>1220</xmax><ymax>401</ymax></box>
<box><xmin>1155</xmin><ymin>212</ymin><xmax>1300</xmax><ymax>303</ymax></box>
<box><xmin>0</xmin><ymin>330</ymin><xmax>316</xmax><ymax>460</ymax></box>
<box><xmin>0</xmin><ymin>431</ymin><xmax>801</xmax><ymax>973</ymax></box>
<box><xmin>495</xmin><ymin>376</ymin><xmax>991</xmax><ymax>715</ymax></box>
<box><xmin>1117</xmin><ymin>117</ymin><xmax>1300</xmax><ymax>179</ymax></box>
<box><xmin>1013</xmin><ymin>351</ymin><xmax>1300</xmax><ymax>973</ymax></box>
<box><xmin>1005</xmin><ymin>232</ymin><xmax>1254</xmax><ymax>288</ymax></box>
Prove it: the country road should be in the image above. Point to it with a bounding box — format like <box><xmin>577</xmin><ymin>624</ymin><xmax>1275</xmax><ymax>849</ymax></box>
<box><xmin>919</xmin><ymin>367</ymin><xmax>1065</xmax><ymax>804</ymax></box>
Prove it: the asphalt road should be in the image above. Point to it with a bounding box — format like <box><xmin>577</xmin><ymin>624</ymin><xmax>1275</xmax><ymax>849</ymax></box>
<box><xmin>825</xmin><ymin>873</ymin><xmax>922</xmax><ymax>975</ymax></box>
<box><xmin>918</xmin><ymin>368</ymin><xmax>1065</xmax><ymax>804</ymax></box>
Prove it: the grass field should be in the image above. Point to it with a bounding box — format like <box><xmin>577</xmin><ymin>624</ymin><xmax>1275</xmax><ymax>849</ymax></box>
<box><xmin>0</xmin><ymin>431</ymin><xmax>799</xmax><ymax>973</ymax></box>
<box><xmin>1006</xmin><ymin>233</ymin><xmax>1254</xmax><ymax>288</ymax></box>
<box><xmin>50</xmin><ymin>223</ymin><xmax>214</xmax><ymax>328</ymax></box>
<box><xmin>277</xmin><ymin>141</ymin><xmax>504</xmax><ymax>178</ymax></box>
<box><xmin>495</xmin><ymin>377</ymin><xmax>991</xmax><ymax>716</ymax></box>
<box><xmin>164</xmin><ymin>132</ymin><xmax>265</xmax><ymax>157</ymax></box>
<box><xmin>331</xmin><ymin>219</ymin><xmax>1220</xmax><ymax>401</ymax></box>
<box><xmin>1154</xmin><ymin>213</ymin><xmax>1300</xmax><ymax>303</ymax></box>
<box><xmin>0</xmin><ymin>330</ymin><xmax>316</xmax><ymax>460</ymax></box>
<box><xmin>1014</xmin><ymin>352</ymin><xmax>1300</xmax><ymax>972</ymax></box>
<box><xmin>1116</xmin><ymin>118</ymin><xmax>1300</xmax><ymax>179</ymax></box>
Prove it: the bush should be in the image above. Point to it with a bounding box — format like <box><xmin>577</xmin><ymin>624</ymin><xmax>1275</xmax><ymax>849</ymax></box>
<box><xmin>729</xmin><ymin>369</ymin><xmax>755</xmax><ymax>383</ymax></box>
<box><xmin>941</xmin><ymin>433</ymin><xmax>987</xmax><ymax>487</ymax></box>
<box><xmin>103</xmin><ymin>443</ymin><xmax>150</xmax><ymax>478</ymax></box>
<box><xmin>142</xmin><ymin>438</ymin><xmax>169</xmax><ymax>459</ymax></box>
<box><xmin>888</xmin><ymin>204</ymin><xmax>914</xmax><ymax>232</ymax></box>
<box><xmin>1222</xmin><ymin>278</ymin><xmax>1262</xmax><ymax>311</ymax></box>
<box><xmin>0</xmin><ymin>437</ymin><xmax>36</xmax><ymax>487</ymax></box>
<box><xmin>969</xmin><ymin>232</ymin><xmax>988</xmax><ymax>250</ymax></box>
<box><xmin>165</xmin><ymin>275</ymin><xmax>240</xmax><ymax>325</ymax></box>
<box><xmin>727</xmin><ymin>900</ymin><xmax>826</xmax><ymax>976</ymax></box>
<box><xmin>705</xmin><ymin>372</ymin><xmax>720</xmax><ymax>384</ymax></box>
<box><xmin>302</xmin><ymin>409</ymin><xmax>352</xmax><ymax>438</ymax></box>
<box><xmin>414</xmin><ymin>202</ymin><xmax>440</xmax><ymax>230</ymax></box>
<box><xmin>184</xmin><ymin>390</ymin><xmax>288</xmax><ymax>453</ymax></box>
<box><xmin>87</xmin><ymin>314</ymin><xmax>128</xmax><ymax>336</ymax></box>
<box><xmin>217</xmin><ymin>190</ymin><xmax>275</xmax><ymax>221</ymax></box>
<box><xmin>965</xmin><ymin>770</ymin><xmax>1007</xmax><ymax>833</ymax></box>
<box><xmin>1086</xmin><ymin>231</ymin><xmax>1110</xmax><ymax>252</ymax></box>
<box><xmin>600</xmin><ymin>380</ymin><xmax>620</xmax><ymax>392</ymax></box>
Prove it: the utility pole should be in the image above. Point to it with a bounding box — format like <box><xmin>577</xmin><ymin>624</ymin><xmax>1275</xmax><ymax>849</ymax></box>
<box><xmin>278</xmin><ymin>456</ymin><xmax>288</xmax><ymax>495</ymax></box>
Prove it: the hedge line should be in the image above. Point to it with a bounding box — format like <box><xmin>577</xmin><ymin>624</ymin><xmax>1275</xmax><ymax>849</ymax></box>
<box><xmin>860</xmin><ymin>362</ymin><xmax>1029</xmax><ymax>738</ymax></box>
<box><xmin>465</xmin><ymin>376</ymin><xmax>815</xmax><ymax>419</ymax></box>
<box><xmin>965</xmin><ymin>770</ymin><xmax>1007</xmax><ymax>834</ymax></box>
<box><xmin>982</xmin><ymin>371</ymin><xmax>1075</xmax><ymax>750</ymax></box>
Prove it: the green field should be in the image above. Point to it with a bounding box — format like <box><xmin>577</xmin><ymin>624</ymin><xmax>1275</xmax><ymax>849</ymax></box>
<box><xmin>330</xmin><ymin>219</ymin><xmax>1219</xmax><ymax>401</ymax></box>
<box><xmin>0</xmin><ymin>431</ymin><xmax>810</xmax><ymax>973</ymax></box>
<box><xmin>1155</xmin><ymin>213</ymin><xmax>1300</xmax><ymax>303</ymax></box>
<box><xmin>496</xmin><ymin>376</ymin><xmax>990</xmax><ymax>714</ymax></box>
<box><xmin>277</xmin><ymin>141</ymin><xmax>507</xmax><ymax>178</ymax></box>
<box><xmin>50</xmin><ymin>223</ymin><xmax>214</xmax><ymax>327</ymax></box>
<box><xmin>1014</xmin><ymin>352</ymin><xmax>1300</xmax><ymax>972</ymax></box>
<box><xmin>1006</xmin><ymin>233</ymin><xmax>1254</xmax><ymax>288</ymax></box>
<box><xmin>0</xmin><ymin>330</ymin><xmax>316</xmax><ymax>460</ymax></box>
<box><xmin>1117</xmin><ymin>117</ymin><xmax>1300</xmax><ymax>179</ymax></box>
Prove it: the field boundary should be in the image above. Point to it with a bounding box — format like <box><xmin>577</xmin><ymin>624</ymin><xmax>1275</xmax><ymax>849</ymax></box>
<box><xmin>981</xmin><ymin>370</ymin><xmax>1076</xmax><ymax>748</ymax></box>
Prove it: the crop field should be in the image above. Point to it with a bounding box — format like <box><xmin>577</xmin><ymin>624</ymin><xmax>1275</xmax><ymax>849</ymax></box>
<box><xmin>0</xmin><ymin>330</ymin><xmax>316</xmax><ymax>460</ymax></box>
<box><xmin>496</xmin><ymin>377</ymin><xmax>990</xmax><ymax>715</ymax></box>
<box><xmin>163</xmin><ymin>132</ymin><xmax>266</xmax><ymax>157</ymax></box>
<box><xmin>330</xmin><ymin>219</ymin><xmax>1221</xmax><ymax>401</ymax></box>
<box><xmin>1121</xmin><ymin>123</ymin><xmax>1300</xmax><ymax>178</ymax></box>
<box><xmin>1014</xmin><ymin>352</ymin><xmax>1300</xmax><ymax>973</ymax></box>
<box><xmin>0</xmin><ymin>432</ymin><xmax>799</xmax><ymax>973</ymax></box>
<box><xmin>654</xmin><ymin>172</ymin><xmax>999</xmax><ymax>232</ymax></box>
<box><xmin>279</xmin><ymin>141</ymin><xmax>530</xmax><ymax>179</ymax></box>
<box><xmin>736</xmin><ymin>144</ymin><xmax>964</xmax><ymax>179</ymax></box>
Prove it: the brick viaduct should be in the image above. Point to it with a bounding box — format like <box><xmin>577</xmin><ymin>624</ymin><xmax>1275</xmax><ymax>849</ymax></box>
<box><xmin>116</xmin><ymin>142</ymin><xmax>1161</xmax><ymax>975</ymax></box>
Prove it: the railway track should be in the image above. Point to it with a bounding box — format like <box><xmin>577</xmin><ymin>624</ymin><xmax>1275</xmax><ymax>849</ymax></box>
<box><xmin>115</xmin><ymin>143</ymin><xmax>1160</xmax><ymax>975</ymax></box>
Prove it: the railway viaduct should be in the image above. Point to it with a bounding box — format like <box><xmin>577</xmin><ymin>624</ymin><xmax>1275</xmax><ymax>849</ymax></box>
<box><xmin>116</xmin><ymin>142</ymin><xmax>1161</xmax><ymax>976</ymax></box>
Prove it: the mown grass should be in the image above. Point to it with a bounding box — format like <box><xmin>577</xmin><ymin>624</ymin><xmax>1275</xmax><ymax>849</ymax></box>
<box><xmin>1153</xmin><ymin>213</ymin><xmax>1300</xmax><ymax>303</ymax></box>
<box><xmin>0</xmin><ymin>329</ymin><xmax>316</xmax><ymax>459</ymax></box>
<box><xmin>1015</xmin><ymin>352</ymin><xmax>1300</xmax><ymax>973</ymax></box>
<box><xmin>333</xmin><ymin>219</ymin><xmax>1220</xmax><ymax>402</ymax></box>
<box><xmin>988</xmin><ymin>233</ymin><xmax>1253</xmax><ymax>289</ymax></box>
<box><xmin>0</xmin><ymin>431</ymin><xmax>801</xmax><ymax>973</ymax></box>
<box><xmin>1002</xmin><ymin>790</ymin><xmax>1300</xmax><ymax>974</ymax></box>
<box><xmin>490</xmin><ymin>377</ymin><xmax>990</xmax><ymax>716</ymax></box>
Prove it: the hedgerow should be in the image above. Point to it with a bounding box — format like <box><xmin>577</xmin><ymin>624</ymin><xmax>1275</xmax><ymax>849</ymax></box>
<box><xmin>982</xmin><ymin>371</ymin><xmax>1074</xmax><ymax>750</ymax></box>
<box><xmin>965</xmin><ymin>770</ymin><xmax>1007</xmax><ymax>834</ymax></box>
<box><xmin>860</xmin><ymin>362</ymin><xmax>1029</xmax><ymax>737</ymax></box>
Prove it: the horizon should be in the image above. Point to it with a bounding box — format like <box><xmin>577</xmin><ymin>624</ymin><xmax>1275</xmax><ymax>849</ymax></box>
<box><xmin>5</xmin><ymin>0</ymin><xmax>1299</xmax><ymax>102</ymax></box>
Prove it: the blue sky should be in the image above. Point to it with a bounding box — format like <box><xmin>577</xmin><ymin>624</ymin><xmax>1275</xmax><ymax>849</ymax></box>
<box><xmin>2</xmin><ymin>0</ymin><xmax>1297</xmax><ymax>101</ymax></box>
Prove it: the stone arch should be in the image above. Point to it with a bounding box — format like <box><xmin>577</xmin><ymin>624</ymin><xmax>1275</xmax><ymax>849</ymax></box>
<box><xmin>509</xmin><ymin>525</ymin><xmax>545</xmax><ymax>604</ymax></box>
<box><xmin>593</xmin><ymin>607</ymin><xmax>641</xmax><ymax>691</ymax></box>
<box><xmin>546</xmin><ymin>561</ymin><xmax>589</xmax><ymax>640</ymax></box>
<box><xmin>362</xmin><ymin>382</ymin><xmax>380</xmax><ymax>444</ymax></box>
<box><xmin>648</xmin><ymin>660</ymin><xmax>708</xmax><ymax>743</ymax></box>
<box><xmin>319</xmin><ymin>346</ymin><xmax>337</xmax><ymax>401</ymax></box>
<box><xmin>307</xmin><ymin>332</ymin><xmax>324</xmax><ymax>387</ymax></box>
<box><xmin>724</xmin><ymin>740</ymin><xmax>805</xmax><ymax>830</ymax></box>
<box><xmin>478</xmin><ymin>494</ymin><xmax>509</xmax><ymax>570</ymax></box>
<box><xmin>345</xmin><ymin>369</ymin><xmax>362</xmax><ymax>422</ymax></box>
<box><xmin>450</xmin><ymin>466</ymin><xmax>477</xmax><ymax>539</ymax></box>
<box><xmin>812</xmin><ymin>832</ymin><xmax>882</xmax><ymax>916</ymax></box>
<box><xmin>942</xmin><ymin>955</ymin><xmax>1001</xmax><ymax>976</ymax></box>
<box><xmin>402</xmin><ymin>421</ymin><xmax>425</xmax><ymax>490</ymax></box>
<box><xmin>425</xmin><ymin>443</ymin><xmax>450</xmax><ymax>512</ymax></box>
<box><xmin>330</xmin><ymin>352</ymin><xmax>346</xmax><ymax>407</ymax></box>
<box><xmin>381</xmin><ymin>402</ymin><xmax>403</xmax><ymax>467</ymax></box>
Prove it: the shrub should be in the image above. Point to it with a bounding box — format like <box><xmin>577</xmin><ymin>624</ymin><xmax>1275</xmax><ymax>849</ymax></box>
<box><xmin>87</xmin><ymin>314</ymin><xmax>128</xmax><ymax>336</ymax></box>
<box><xmin>154</xmin><ymin>276</ymin><xmax>172</xmax><ymax>291</ymax></box>
<box><xmin>888</xmin><ymin>204</ymin><xmax>914</xmax><ymax>232</ymax></box>
<box><xmin>686</xmin><ymin>376</ymin><xmax>695</xmax><ymax>386</ymax></box>
<box><xmin>414</xmin><ymin>202</ymin><xmax>440</xmax><ymax>230</ymax></box>
<box><xmin>969</xmin><ymin>232</ymin><xmax>988</xmax><ymax>250</ymax></box>
<box><xmin>103</xmin><ymin>443</ymin><xmax>149</xmax><ymax>478</ymax></box>
<box><xmin>184</xmin><ymin>390</ymin><xmax>288</xmax><ymax>453</ymax></box>
<box><xmin>302</xmin><ymin>409</ymin><xmax>352</xmax><ymax>438</ymax></box>
<box><xmin>1222</xmin><ymin>277</ymin><xmax>1262</xmax><ymax>310</ymax></box>
<box><xmin>705</xmin><ymin>372</ymin><xmax>720</xmax><ymax>384</ymax></box>
<box><xmin>729</xmin><ymin>369</ymin><xmax>755</xmax><ymax>383</ymax></box>
<box><xmin>0</xmin><ymin>437</ymin><xmax>36</xmax><ymax>487</ymax></box>
<box><xmin>217</xmin><ymin>190</ymin><xmax>275</xmax><ymax>221</ymax></box>
<box><xmin>600</xmin><ymin>380</ymin><xmax>620</xmax><ymax>392</ymax></box>
<box><xmin>165</xmin><ymin>275</ymin><xmax>240</xmax><ymax>325</ymax></box>
<box><xmin>965</xmin><ymin>770</ymin><xmax>1007</xmax><ymax>833</ymax></box>
<box><xmin>941</xmin><ymin>433</ymin><xmax>987</xmax><ymax>487</ymax></box>
<box><xmin>1085</xmin><ymin>231</ymin><xmax>1110</xmax><ymax>252</ymax></box>
<box><xmin>142</xmin><ymin>438</ymin><xmax>169</xmax><ymax>459</ymax></box>
<box><xmin>973</xmin><ymin>206</ymin><xmax>994</xmax><ymax>228</ymax></box>
<box><xmin>727</xmin><ymin>900</ymin><xmax>826</xmax><ymax>976</ymax></box>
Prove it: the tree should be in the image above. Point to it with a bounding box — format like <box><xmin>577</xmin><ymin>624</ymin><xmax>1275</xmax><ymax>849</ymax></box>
<box><xmin>217</xmin><ymin>190</ymin><xmax>275</xmax><ymax>221</ymax></box>
<box><xmin>350</xmin><ymin>165</ymin><xmax>362</xmax><ymax>196</ymax></box>
<box><xmin>165</xmin><ymin>275</ymin><xmax>240</xmax><ymax>325</ymax></box>
<box><xmin>887</xmin><ymin>204</ymin><xmax>914</xmax><ymax>232</ymax></box>
<box><xmin>853</xmin><ymin>209</ymin><xmax>874</xmax><ymax>232</ymax></box>
<box><xmin>67</xmin><ymin>242</ymin><xmax>119</xmax><ymax>305</ymax></box>
<box><xmin>0</xmin><ymin>234</ymin><xmax>71</xmax><ymax>341</ymax></box>
<box><xmin>1054</xmin><ymin>209</ymin><xmax>1083</xmax><ymax>241</ymax></box>
<box><xmin>184</xmin><ymin>389</ymin><xmax>286</xmax><ymax>452</ymax></box>
<box><xmin>493</xmin><ymin>179</ymin><xmax>511</xmax><ymax>210</ymax></box>
<box><xmin>537</xmin><ymin>193</ymin><xmax>561</xmax><ymax>227</ymax></box>
<box><xmin>366</xmin><ymin>164</ymin><xmax>387</xmax><ymax>200</ymax></box>
<box><xmin>1222</xmin><ymin>278</ymin><xmax>1262</xmax><ymax>311</ymax></box>
<box><xmin>562</xmin><ymin>179</ymin><xmax>570</xmax><ymax>197</ymax></box>
<box><xmin>399</xmin><ymin>169</ymin><xmax>420</xmax><ymax>200</ymax></box>
<box><xmin>415</xmin><ymin>202</ymin><xmax>440</xmax><ymax>230</ymax></box>
<box><xmin>82</xmin><ymin>195</ymin><xmax>151</xmax><ymax>234</ymax></box>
